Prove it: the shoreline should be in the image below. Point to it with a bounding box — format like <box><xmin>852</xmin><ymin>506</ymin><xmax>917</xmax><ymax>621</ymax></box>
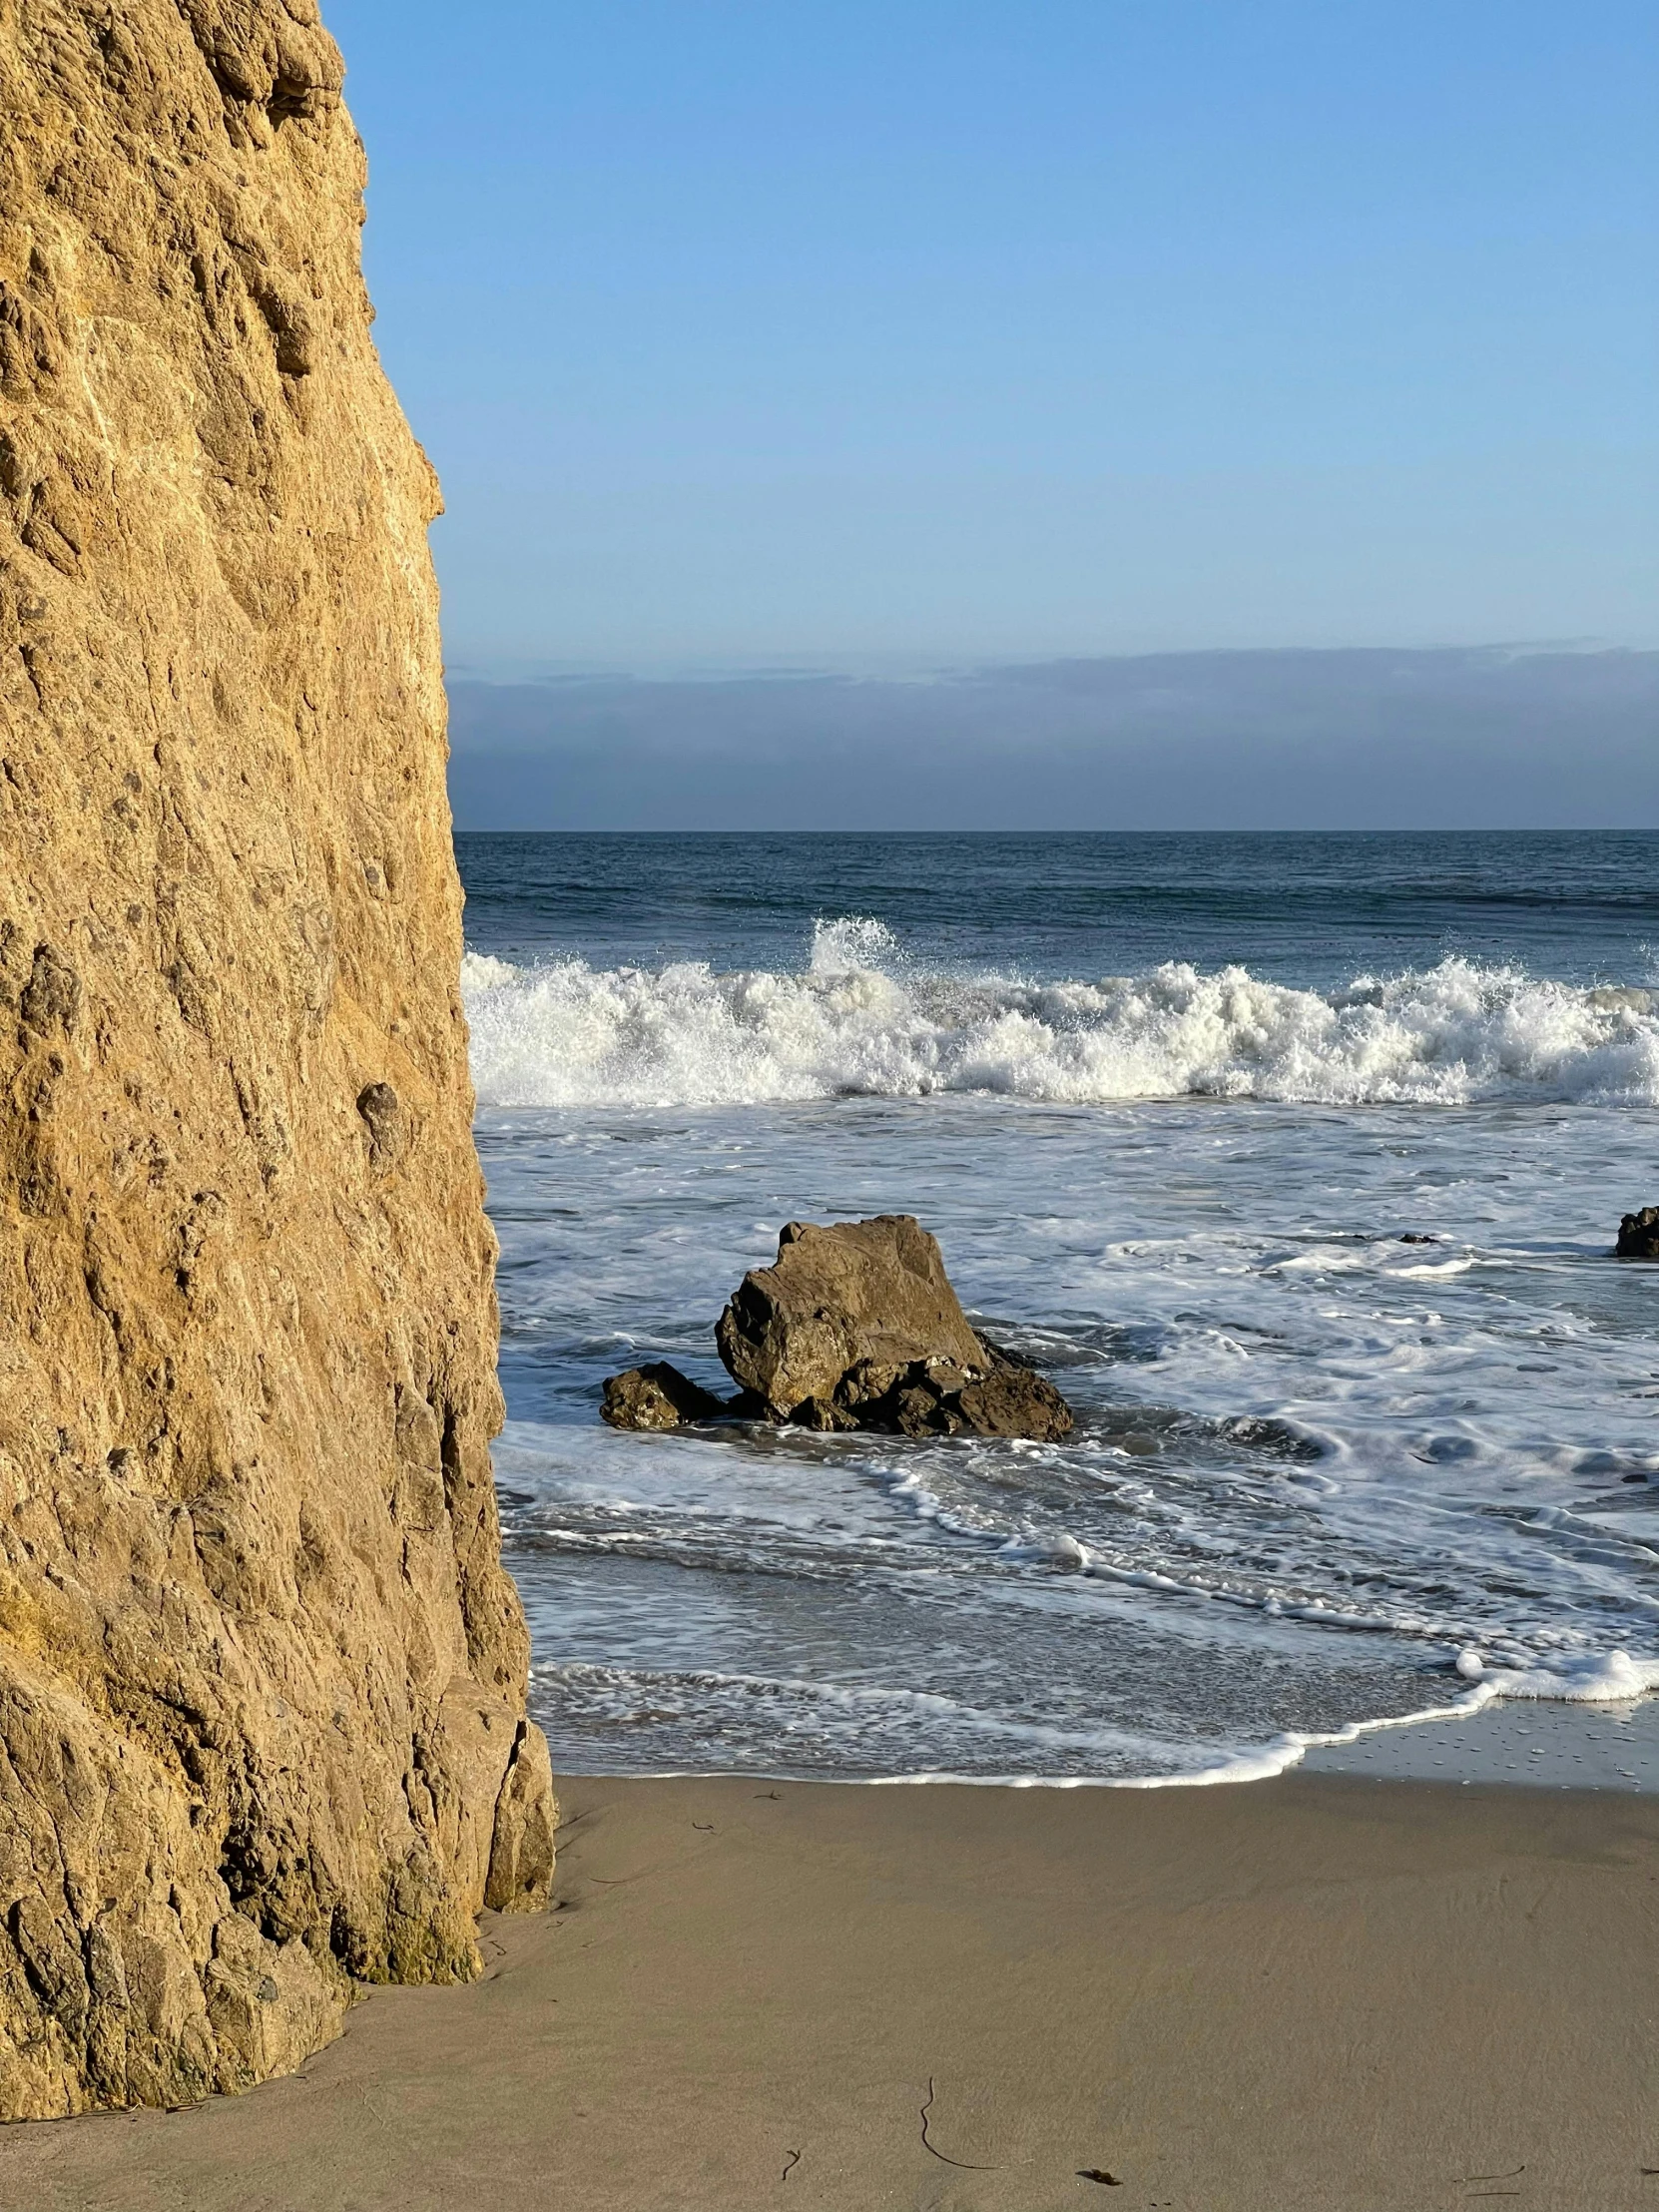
<box><xmin>531</xmin><ymin>1684</ymin><xmax>1659</xmax><ymax>1797</ymax></box>
<box><xmin>8</xmin><ymin>1767</ymin><xmax>1656</xmax><ymax>2210</ymax></box>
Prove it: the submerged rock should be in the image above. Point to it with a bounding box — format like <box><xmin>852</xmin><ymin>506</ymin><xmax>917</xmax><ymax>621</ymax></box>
<box><xmin>602</xmin><ymin>1364</ymin><xmax>729</xmax><ymax>1429</ymax></box>
<box><xmin>1616</xmin><ymin>1207</ymin><xmax>1659</xmax><ymax>1259</ymax></box>
<box><xmin>716</xmin><ymin>1216</ymin><xmax>1073</xmax><ymax>1441</ymax></box>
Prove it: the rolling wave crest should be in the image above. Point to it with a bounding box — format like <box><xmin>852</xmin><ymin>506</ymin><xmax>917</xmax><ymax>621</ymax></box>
<box><xmin>463</xmin><ymin>924</ymin><xmax>1659</xmax><ymax>1109</ymax></box>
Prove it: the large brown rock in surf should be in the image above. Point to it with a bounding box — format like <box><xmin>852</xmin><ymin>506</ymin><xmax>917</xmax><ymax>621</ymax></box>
<box><xmin>716</xmin><ymin>1216</ymin><xmax>1073</xmax><ymax>1440</ymax></box>
<box><xmin>0</xmin><ymin>0</ymin><xmax>554</xmax><ymax>2120</ymax></box>
<box><xmin>1616</xmin><ymin>1207</ymin><xmax>1659</xmax><ymax>1259</ymax></box>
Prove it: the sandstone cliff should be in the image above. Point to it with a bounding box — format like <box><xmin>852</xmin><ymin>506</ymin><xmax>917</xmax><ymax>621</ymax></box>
<box><xmin>0</xmin><ymin>0</ymin><xmax>555</xmax><ymax>2119</ymax></box>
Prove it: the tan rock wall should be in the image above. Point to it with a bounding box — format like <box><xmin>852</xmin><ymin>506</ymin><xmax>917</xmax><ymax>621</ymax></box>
<box><xmin>0</xmin><ymin>0</ymin><xmax>554</xmax><ymax>2119</ymax></box>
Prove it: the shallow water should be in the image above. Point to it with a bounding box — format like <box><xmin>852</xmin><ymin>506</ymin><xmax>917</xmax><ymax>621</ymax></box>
<box><xmin>460</xmin><ymin>831</ymin><xmax>1659</xmax><ymax>1784</ymax></box>
<box><xmin>1302</xmin><ymin>1689</ymin><xmax>1659</xmax><ymax>1792</ymax></box>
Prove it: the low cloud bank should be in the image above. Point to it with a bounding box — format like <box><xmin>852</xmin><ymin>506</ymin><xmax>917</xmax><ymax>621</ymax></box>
<box><xmin>447</xmin><ymin>647</ymin><xmax>1659</xmax><ymax>830</ymax></box>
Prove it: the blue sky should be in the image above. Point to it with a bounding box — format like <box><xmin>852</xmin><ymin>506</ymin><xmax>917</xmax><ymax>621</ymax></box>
<box><xmin>328</xmin><ymin>1</ymin><xmax>1657</xmax><ymax>674</ymax></box>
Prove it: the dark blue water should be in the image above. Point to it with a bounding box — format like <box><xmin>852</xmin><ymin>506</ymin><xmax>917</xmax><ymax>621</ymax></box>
<box><xmin>456</xmin><ymin>830</ymin><xmax>1659</xmax><ymax>989</ymax></box>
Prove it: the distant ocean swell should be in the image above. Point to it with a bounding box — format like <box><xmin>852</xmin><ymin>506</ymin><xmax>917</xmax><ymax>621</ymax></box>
<box><xmin>462</xmin><ymin>918</ymin><xmax>1659</xmax><ymax>1109</ymax></box>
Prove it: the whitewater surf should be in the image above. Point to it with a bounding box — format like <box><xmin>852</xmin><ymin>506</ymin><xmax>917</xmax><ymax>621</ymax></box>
<box><xmin>458</xmin><ymin>830</ymin><xmax>1659</xmax><ymax>1785</ymax></box>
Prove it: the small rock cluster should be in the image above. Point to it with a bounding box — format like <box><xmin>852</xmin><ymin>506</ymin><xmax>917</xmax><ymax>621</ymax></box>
<box><xmin>1617</xmin><ymin>1207</ymin><xmax>1659</xmax><ymax>1260</ymax></box>
<box><xmin>603</xmin><ymin>1214</ymin><xmax>1073</xmax><ymax>1442</ymax></box>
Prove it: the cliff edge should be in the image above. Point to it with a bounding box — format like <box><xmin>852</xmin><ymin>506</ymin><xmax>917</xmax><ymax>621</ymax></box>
<box><xmin>0</xmin><ymin>0</ymin><xmax>554</xmax><ymax>2118</ymax></box>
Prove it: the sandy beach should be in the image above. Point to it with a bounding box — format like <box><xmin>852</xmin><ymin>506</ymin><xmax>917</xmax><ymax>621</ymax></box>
<box><xmin>4</xmin><ymin>1770</ymin><xmax>1654</xmax><ymax>2211</ymax></box>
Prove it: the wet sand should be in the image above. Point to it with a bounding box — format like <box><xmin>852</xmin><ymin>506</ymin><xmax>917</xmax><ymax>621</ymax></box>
<box><xmin>1302</xmin><ymin>1692</ymin><xmax>1659</xmax><ymax>1792</ymax></box>
<box><xmin>5</xmin><ymin>1771</ymin><xmax>1656</xmax><ymax>2211</ymax></box>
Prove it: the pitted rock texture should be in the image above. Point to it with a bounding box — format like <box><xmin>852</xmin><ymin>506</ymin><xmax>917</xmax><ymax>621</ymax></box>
<box><xmin>0</xmin><ymin>0</ymin><xmax>554</xmax><ymax>2120</ymax></box>
<box><xmin>716</xmin><ymin>1217</ymin><xmax>1074</xmax><ymax>1441</ymax></box>
<box><xmin>601</xmin><ymin>1364</ymin><xmax>729</xmax><ymax>1431</ymax></box>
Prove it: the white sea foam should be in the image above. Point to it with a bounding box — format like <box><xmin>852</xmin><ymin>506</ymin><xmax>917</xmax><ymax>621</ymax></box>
<box><xmin>1453</xmin><ymin>1646</ymin><xmax>1659</xmax><ymax>1701</ymax></box>
<box><xmin>530</xmin><ymin>1655</ymin><xmax>1500</xmax><ymax>1790</ymax></box>
<box><xmin>463</xmin><ymin>934</ymin><xmax>1659</xmax><ymax>1110</ymax></box>
<box><xmin>878</xmin><ymin>1665</ymin><xmax>1659</xmax><ymax>1791</ymax></box>
<box><xmin>502</xmin><ymin>1391</ymin><xmax>1659</xmax><ymax>1786</ymax></box>
<box><xmin>532</xmin><ymin>1650</ymin><xmax>1659</xmax><ymax>1792</ymax></box>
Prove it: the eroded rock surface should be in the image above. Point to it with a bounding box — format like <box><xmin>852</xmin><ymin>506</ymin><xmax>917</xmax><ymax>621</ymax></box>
<box><xmin>601</xmin><ymin>1364</ymin><xmax>728</xmax><ymax>1430</ymax></box>
<box><xmin>0</xmin><ymin>0</ymin><xmax>553</xmax><ymax>2120</ymax></box>
<box><xmin>1616</xmin><ymin>1207</ymin><xmax>1659</xmax><ymax>1259</ymax></box>
<box><xmin>715</xmin><ymin>1217</ymin><xmax>1073</xmax><ymax>1441</ymax></box>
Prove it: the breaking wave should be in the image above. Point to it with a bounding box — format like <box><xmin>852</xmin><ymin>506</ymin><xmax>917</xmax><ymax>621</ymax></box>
<box><xmin>462</xmin><ymin>922</ymin><xmax>1659</xmax><ymax>1110</ymax></box>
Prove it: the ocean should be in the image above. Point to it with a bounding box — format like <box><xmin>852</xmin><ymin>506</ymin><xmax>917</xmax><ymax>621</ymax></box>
<box><xmin>455</xmin><ymin>831</ymin><xmax>1659</xmax><ymax>1787</ymax></box>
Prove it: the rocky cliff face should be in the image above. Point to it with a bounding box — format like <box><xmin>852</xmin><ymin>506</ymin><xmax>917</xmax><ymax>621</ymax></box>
<box><xmin>0</xmin><ymin>0</ymin><xmax>554</xmax><ymax>2119</ymax></box>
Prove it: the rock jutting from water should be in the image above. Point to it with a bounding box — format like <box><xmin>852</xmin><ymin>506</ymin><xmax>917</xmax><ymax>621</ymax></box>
<box><xmin>1616</xmin><ymin>1208</ymin><xmax>1659</xmax><ymax>1259</ymax></box>
<box><xmin>0</xmin><ymin>0</ymin><xmax>554</xmax><ymax>2121</ymax></box>
<box><xmin>603</xmin><ymin>1216</ymin><xmax>1073</xmax><ymax>1441</ymax></box>
<box><xmin>602</xmin><ymin>1364</ymin><xmax>731</xmax><ymax>1429</ymax></box>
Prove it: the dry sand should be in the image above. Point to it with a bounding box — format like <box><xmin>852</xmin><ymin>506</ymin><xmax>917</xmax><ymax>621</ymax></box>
<box><xmin>4</xmin><ymin>1771</ymin><xmax>1656</xmax><ymax>2211</ymax></box>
